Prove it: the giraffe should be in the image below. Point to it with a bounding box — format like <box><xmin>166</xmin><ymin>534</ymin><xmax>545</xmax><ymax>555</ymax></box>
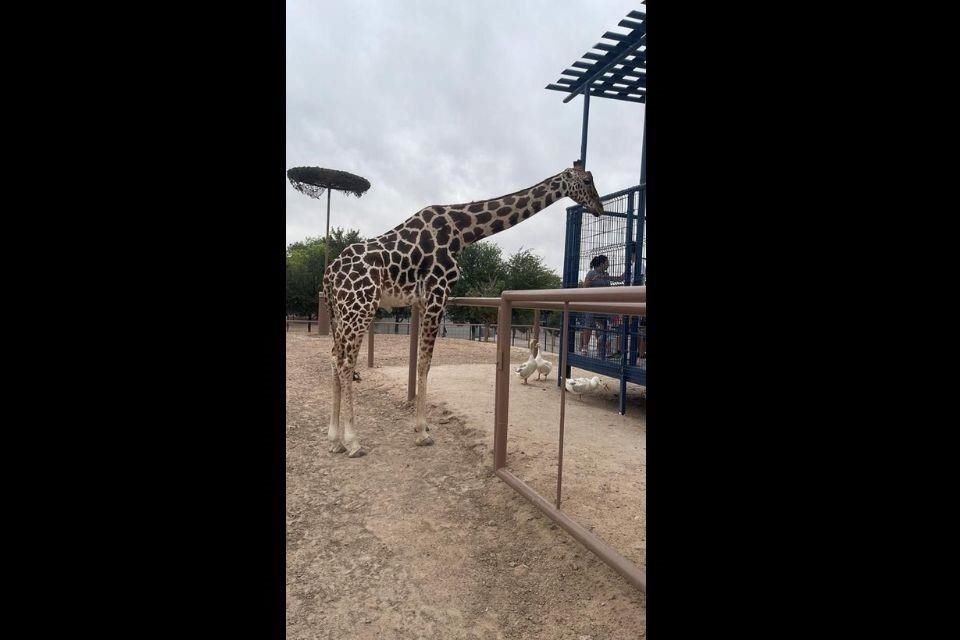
<box><xmin>322</xmin><ymin>160</ymin><xmax>605</xmax><ymax>457</ymax></box>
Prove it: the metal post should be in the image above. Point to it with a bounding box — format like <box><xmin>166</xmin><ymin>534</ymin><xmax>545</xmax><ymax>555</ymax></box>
<box><xmin>637</xmin><ymin>114</ymin><xmax>647</xmax><ymax>286</ymax></box>
<box><xmin>367</xmin><ymin>323</ymin><xmax>374</xmax><ymax>368</ymax></box>
<box><xmin>407</xmin><ymin>307</ymin><xmax>419</xmax><ymax>402</ymax></box>
<box><xmin>324</xmin><ymin>188</ymin><xmax>331</xmax><ymax>275</ymax></box>
<box><xmin>620</xmin><ymin>191</ymin><xmax>635</xmax><ymax>416</ymax></box>
<box><xmin>580</xmin><ymin>84</ymin><xmax>591</xmax><ymax>166</ymax></box>
<box><xmin>494</xmin><ymin>298</ymin><xmax>512</xmax><ymax>470</ymax></box>
<box><xmin>318</xmin><ymin>292</ymin><xmax>330</xmax><ymax>336</ymax></box>
<box><xmin>639</xmin><ymin>110</ymin><xmax>647</xmax><ymax>191</ymax></box>
<box><xmin>557</xmin><ymin>302</ymin><xmax>570</xmax><ymax>508</ymax></box>
<box><xmin>317</xmin><ymin>189</ymin><xmax>333</xmax><ymax>336</ymax></box>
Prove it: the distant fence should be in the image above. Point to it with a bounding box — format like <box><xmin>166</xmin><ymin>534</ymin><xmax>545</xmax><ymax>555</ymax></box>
<box><xmin>286</xmin><ymin>318</ymin><xmax>564</xmax><ymax>354</ymax></box>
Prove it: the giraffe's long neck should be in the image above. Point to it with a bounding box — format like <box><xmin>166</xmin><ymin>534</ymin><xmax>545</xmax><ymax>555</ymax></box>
<box><xmin>435</xmin><ymin>173</ymin><xmax>566</xmax><ymax>246</ymax></box>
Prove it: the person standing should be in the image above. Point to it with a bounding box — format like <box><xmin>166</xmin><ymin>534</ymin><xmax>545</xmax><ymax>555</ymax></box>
<box><xmin>579</xmin><ymin>254</ymin><xmax>622</xmax><ymax>355</ymax></box>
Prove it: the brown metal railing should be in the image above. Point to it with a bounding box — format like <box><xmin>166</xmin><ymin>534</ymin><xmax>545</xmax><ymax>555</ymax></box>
<box><xmin>451</xmin><ymin>287</ymin><xmax>647</xmax><ymax>592</ymax></box>
<box><xmin>291</xmin><ymin>289</ymin><xmax>648</xmax><ymax>591</ymax></box>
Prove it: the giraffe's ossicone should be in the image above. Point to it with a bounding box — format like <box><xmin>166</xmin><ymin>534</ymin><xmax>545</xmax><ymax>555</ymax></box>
<box><xmin>323</xmin><ymin>160</ymin><xmax>604</xmax><ymax>457</ymax></box>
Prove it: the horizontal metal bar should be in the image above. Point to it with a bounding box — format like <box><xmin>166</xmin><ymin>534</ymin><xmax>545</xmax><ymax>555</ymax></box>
<box><xmin>567</xmin><ymin>302</ymin><xmax>645</xmax><ymax>314</ymax></box>
<box><xmin>587</xmin><ymin>80</ymin><xmax>646</xmax><ymax>94</ymax></box>
<box><xmin>502</xmin><ymin>286</ymin><xmax>646</xmax><ymax>304</ymax></box>
<box><xmin>599</xmin><ymin>88</ymin><xmax>645</xmax><ymax>100</ymax></box>
<box><xmin>547</xmin><ymin>85</ymin><xmax>646</xmax><ymax>104</ymax></box>
<box><xmin>448</xmin><ymin>297</ymin><xmax>646</xmax><ymax>315</ymax></box>
<box><xmin>565</xmin><ymin>183</ymin><xmax>644</xmax><ymax>205</ymax></box>
<box><xmin>606</xmin><ymin>63</ymin><xmax>647</xmax><ymax>76</ymax></box>
<box><xmin>556</xmin><ymin>73</ymin><xmax>646</xmax><ymax>92</ymax></box>
<box><xmin>602</xmin><ymin>93</ymin><xmax>644</xmax><ymax>103</ymax></box>
<box><xmin>618</xmin><ymin>18</ymin><xmax>645</xmax><ymax>30</ymax></box>
<box><xmin>627</xmin><ymin>9</ymin><xmax>647</xmax><ymax>21</ymax></box>
<box><xmin>601</xmin><ymin>30</ymin><xmax>629</xmax><ymax>41</ymax></box>
<box><xmin>447</xmin><ymin>297</ymin><xmax>502</xmax><ymax>308</ymax></box>
<box><xmin>591</xmin><ymin>81</ymin><xmax>646</xmax><ymax>95</ymax></box>
<box><xmin>607</xmin><ymin>82</ymin><xmax>646</xmax><ymax>95</ymax></box>
<box><xmin>496</xmin><ymin>468</ymin><xmax>646</xmax><ymax>592</ymax></box>
<box><xmin>585</xmin><ymin>50</ymin><xmax>646</xmax><ymax>66</ymax></box>
<box><xmin>598</xmin><ymin>67</ymin><xmax>647</xmax><ymax>84</ymax></box>
<box><xmin>601</xmin><ymin>184</ymin><xmax>645</xmax><ymax>200</ymax></box>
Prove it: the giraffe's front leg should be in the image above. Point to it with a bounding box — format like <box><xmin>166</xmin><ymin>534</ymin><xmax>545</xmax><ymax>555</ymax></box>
<box><xmin>339</xmin><ymin>325</ymin><xmax>370</xmax><ymax>457</ymax></box>
<box><xmin>414</xmin><ymin>303</ymin><xmax>443</xmax><ymax>446</ymax></box>
<box><xmin>340</xmin><ymin>305</ymin><xmax>380</xmax><ymax>458</ymax></box>
<box><xmin>328</xmin><ymin>355</ymin><xmax>345</xmax><ymax>454</ymax></box>
<box><xmin>414</xmin><ymin>358</ymin><xmax>433</xmax><ymax>447</ymax></box>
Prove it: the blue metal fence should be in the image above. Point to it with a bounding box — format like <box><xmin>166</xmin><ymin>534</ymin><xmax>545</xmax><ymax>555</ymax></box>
<box><xmin>562</xmin><ymin>183</ymin><xmax>646</xmax><ymax>413</ymax></box>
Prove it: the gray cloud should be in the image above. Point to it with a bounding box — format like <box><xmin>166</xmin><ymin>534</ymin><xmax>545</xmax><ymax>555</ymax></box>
<box><xmin>286</xmin><ymin>0</ymin><xmax>645</xmax><ymax>276</ymax></box>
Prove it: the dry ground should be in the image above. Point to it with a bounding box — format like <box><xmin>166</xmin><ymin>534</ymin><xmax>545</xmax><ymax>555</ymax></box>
<box><xmin>287</xmin><ymin>331</ymin><xmax>646</xmax><ymax>639</ymax></box>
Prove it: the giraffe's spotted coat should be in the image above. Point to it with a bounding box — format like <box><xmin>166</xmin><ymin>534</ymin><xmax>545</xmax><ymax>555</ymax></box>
<box><xmin>322</xmin><ymin>162</ymin><xmax>604</xmax><ymax>456</ymax></box>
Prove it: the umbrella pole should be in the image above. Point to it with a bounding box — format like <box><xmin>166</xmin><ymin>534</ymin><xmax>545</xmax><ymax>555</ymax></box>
<box><xmin>318</xmin><ymin>188</ymin><xmax>332</xmax><ymax>335</ymax></box>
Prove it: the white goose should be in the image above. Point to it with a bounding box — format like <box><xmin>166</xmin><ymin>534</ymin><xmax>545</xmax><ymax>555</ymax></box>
<box><xmin>533</xmin><ymin>340</ymin><xmax>552</xmax><ymax>381</ymax></box>
<box><xmin>515</xmin><ymin>341</ymin><xmax>539</xmax><ymax>385</ymax></box>
<box><xmin>564</xmin><ymin>375</ymin><xmax>610</xmax><ymax>400</ymax></box>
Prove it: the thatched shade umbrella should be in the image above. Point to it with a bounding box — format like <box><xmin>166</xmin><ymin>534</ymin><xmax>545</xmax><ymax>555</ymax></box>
<box><xmin>288</xmin><ymin>167</ymin><xmax>370</xmax><ymax>335</ymax></box>
<box><xmin>287</xmin><ymin>167</ymin><xmax>371</xmax><ymax>276</ymax></box>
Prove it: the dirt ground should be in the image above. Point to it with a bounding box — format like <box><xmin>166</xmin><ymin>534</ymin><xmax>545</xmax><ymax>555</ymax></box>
<box><xmin>287</xmin><ymin>331</ymin><xmax>646</xmax><ymax>639</ymax></box>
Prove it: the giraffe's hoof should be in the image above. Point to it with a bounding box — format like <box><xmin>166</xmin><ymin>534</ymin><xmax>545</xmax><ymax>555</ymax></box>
<box><xmin>346</xmin><ymin>442</ymin><xmax>366</xmax><ymax>458</ymax></box>
<box><xmin>415</xmin><ymin>434</ymin><xmax>434</xmax><ymax>446</ymax></box>
<box><xmin>329</xmin><ymin>442</ymin><xmax>346</xmax><ymax>454</ymax></box>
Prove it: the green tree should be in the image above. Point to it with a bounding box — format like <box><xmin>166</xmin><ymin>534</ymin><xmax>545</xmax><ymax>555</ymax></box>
<box><xmin>285</xmin><ymin>228</ymin><xmax>363</xmax><ymax>316</ymax></box>
<box><xmin>504</xmin><ymin>248</ymin><xmax>563</xmax><ymax>326</ymax></box>
<box><xmin>447</xmin><ymin>243</ymin><xmax>506</xmax><ymax>325</ymax></box>
<box><xmin>445</xmin><ymin>243</ymin><xmax>563</xmax><ymax>328</ymax></box>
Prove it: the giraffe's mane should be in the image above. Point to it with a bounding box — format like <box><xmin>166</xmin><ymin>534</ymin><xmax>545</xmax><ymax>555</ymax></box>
<box><xmin>436</xmin><ymin>171</ymin><xmax>564</xmax><ymax>210</ymax></box>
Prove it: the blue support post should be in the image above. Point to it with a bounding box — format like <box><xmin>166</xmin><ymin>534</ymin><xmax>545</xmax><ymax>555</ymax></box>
<box><xmin>619</xmin><ymin>190</ymin><xmax>636</xmax><ymax>415</ymax></box>
<box><xmin>561</xmin><ymin>205</ymin><xmax>584</xmax><ymax>386</ymax></box>
<box><xmin>580</xmin><ymin>85</ymin><xmax>591</xmax><ymax>165</ymax></box>
<box><xmin>636</xmin><ymin>114</ymin><xmax>647</xmax><ymax>285</ymax></box>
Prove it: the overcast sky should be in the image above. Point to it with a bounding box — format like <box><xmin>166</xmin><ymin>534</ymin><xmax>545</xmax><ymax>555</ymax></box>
<box><xmin>286</xmin><ymin>0</ymin><xmax>645</xmax><ymax>276</ymax></box>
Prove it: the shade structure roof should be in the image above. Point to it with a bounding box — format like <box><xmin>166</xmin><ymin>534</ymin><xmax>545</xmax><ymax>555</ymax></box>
<box><xmin>545</xmin><ymin>5</ymin><xmax>646</xmax><ymax>104</ymax></box>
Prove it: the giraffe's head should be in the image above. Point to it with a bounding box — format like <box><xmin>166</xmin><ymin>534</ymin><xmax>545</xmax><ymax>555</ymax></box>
<box><xmin>561</xmin><ymin>160</ymin><xmax>604</xmax><ymax>217</ymax></box>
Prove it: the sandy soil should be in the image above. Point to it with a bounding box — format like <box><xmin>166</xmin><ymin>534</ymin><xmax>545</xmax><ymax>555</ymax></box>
<box><xmin>287</xmin><ymin>332</ymin><xmax>646</xmax><ymax>639</ymax></box>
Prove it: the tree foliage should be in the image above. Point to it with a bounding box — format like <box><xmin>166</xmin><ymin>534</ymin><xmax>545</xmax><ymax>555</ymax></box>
<box><xmin>285</xmin><ymin>228</ymin><xmax>363</xmax><ymax>316</ymax></box>
<box><xmin>447</xmin><ymin>243</ymin><xmax>506</xmax><ymax>324</ymax></box>
<box><xmin>447</xmin><ymin>243</ymin><xmax>562</xmax><ymax>326</ymax></box>
<box><xmin>504</xmin><ymin>248</ymin><xmax>563</xmax><ymax>326</ymax></box>
<box><xmin>286</xmin><ymin>232</ymin><xmax>565</xmax><ymax>328</ymax></box>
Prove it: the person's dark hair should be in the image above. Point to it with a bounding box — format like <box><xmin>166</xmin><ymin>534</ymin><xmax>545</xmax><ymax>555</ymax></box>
<box><xmin>590</xmin><ymin>255</ymin><xmax>608</xmax><ymax>269</ymax></box>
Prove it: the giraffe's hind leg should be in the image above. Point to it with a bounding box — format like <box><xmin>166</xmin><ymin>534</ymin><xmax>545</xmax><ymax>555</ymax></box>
<box><xmin>327</xmin><ymin>345</ymin><xmax>346</xmax><ymax>454</ymax></box>
<box><xmin>323</xmin><ymin>282</ymin><xmax>346</xmax><ymax>453</ymax></box>
<box><xmin>413</xmin><ymin>298</ymin><xmax>444</xmax><ymax>446</ymax></box>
